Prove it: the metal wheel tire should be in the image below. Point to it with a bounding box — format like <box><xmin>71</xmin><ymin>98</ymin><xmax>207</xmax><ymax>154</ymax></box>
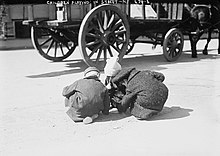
<box><xmin>31</xmin><ymin>26</ymin><xmax>76</xmax><ymax>62</ymax></box>
<box><xmin>163</xmin><ymin>28</ymin><xmax>184</xmax><ymax>62</ymax></box>
<box><xmin>78</xmin><ymin>4</ymin><xmax>130</xmax><ymax>70</ymax></box>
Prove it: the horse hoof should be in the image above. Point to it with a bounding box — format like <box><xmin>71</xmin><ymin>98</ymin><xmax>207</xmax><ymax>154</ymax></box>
<box><xmin>192</xmin><ymin>55</ymin><xmax>197</xmax><ymax>58</ymax></box>
<box><xmin>203</xmin><ymin>50</ymin><xmax>208</xmax><ymax>55</ymax></box>
<box><xmin>152</xmin><ymin>45</ymin><xmax>156</xmax><ymax>50</ymax></box>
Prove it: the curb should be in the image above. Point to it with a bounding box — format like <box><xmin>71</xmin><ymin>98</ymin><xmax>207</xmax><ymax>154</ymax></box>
<box><xmin>0</xmin><ymin>46</ymin><xmax>34</xmax><ymax>50</ymax></box>
<box><xmin>0</xmin><ymin>38</ymin><xmax>34</xmax><ymax>50</ymax></box>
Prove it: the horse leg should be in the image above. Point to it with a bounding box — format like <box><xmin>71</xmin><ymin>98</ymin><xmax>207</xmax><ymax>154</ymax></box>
<box><xmin>218</xmin><ymin>30</ymin><xmax>220</xmax><ymax>54</ymax></box>
<box><xmin>203</xmin><ymin>29</ymin><xmax>212</xmax><ymax>55</ymax></box>
<box><xmin>189</xmin><ymin>34</ymin><xmax>198</xmax><ymax>58</ymax></box>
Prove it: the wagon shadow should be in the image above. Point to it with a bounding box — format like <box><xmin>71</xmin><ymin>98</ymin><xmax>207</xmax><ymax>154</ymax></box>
<box><xmin>120</xmin><ymin>51</ymin><xmax>218</xmax><ymax>71</ymax></box>
<box><xmin>26</xmin><ymin>50</ymin><xmax>219</xmax><ymax>78</ymax></box>
<box><xmin>27</xmin><ymin>59</ymin><xmax>88</xmax><ymax>78</ymax></box>
<box><xmin>95</xmin><ymin>106</ymin><xmax>193</xmax><ymax>122</ymax></box>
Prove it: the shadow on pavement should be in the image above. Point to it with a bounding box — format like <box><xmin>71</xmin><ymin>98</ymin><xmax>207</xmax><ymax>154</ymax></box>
<box><xmin>95</xmin><ymin>106</ymin><xmax>193</xmax><ymax>122</ymax></box>
<box><xmin>26</xmin><ymin>51</ymin><xmax>219</xmax><ymax>78</ymax></box>
<box><xmin>95</xmin><ymin>109</ymin><xmax>132</xmax><ymax>122</ymax></box>
<box><xmin>148</xmin><ymin>106</ymin><xmax>193</xmax><ymax>121</ymax></box>
<box><xmin>27</xmin><ymin>59</ymin><xmax>88</xmax><ymax>78</ymax></box>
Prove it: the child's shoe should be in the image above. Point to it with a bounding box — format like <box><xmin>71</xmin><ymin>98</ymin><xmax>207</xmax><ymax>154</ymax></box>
<box><xmin>83</xmin><ymin>114</ymin><xmax>99</xmax><ymax>124</ymax></box>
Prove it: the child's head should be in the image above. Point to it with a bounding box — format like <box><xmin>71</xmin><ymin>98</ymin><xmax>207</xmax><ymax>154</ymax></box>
<box><xmin>84</xmin><ymin>67</ymin><xmax>100</xmax><ymax>78</ymax></box>
<box><xmin>104</xmin><ymin>56</ymin><xmax>121</xmax><ymax>77</ymax></box>
<box><xmin>104</xmin><ymin>57</ymin><xmax>121</xmax><ymax>89</ymax></box>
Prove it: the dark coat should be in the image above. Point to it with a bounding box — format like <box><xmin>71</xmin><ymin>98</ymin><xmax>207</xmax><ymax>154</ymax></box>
<box><xmin>110</xmin><ymin>68</ymin><xmax>169</xmax><ymax>119</ymax></box>
<box><xmin>62</xmin><ymin>76</ymin><xmax>110</xmax><ymax>121</ymax></box>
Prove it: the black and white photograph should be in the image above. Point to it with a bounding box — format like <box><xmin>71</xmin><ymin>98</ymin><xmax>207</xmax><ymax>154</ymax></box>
<box><xmin>1</xmin><ymin>0</ymin><xmax>220</xmax><ymax>155</ymax></box>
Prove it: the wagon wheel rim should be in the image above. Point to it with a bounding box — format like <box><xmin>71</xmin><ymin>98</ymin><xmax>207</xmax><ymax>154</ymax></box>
<box><xmin>79</xmin><ymin>4</ymin><xmax>130</xmax><ymax>70</ymax></box>
<box><xmin>31</xmin><ymin>27</ymin><xmax>76</xmax><ymax>61</ymax></box>
<box><xmin>163</xmin><ymin>28</ymin><xmax>184</xmax><ymax>62</ymax></box>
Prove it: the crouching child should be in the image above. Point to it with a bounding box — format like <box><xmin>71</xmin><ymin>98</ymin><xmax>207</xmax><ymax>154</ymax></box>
<box><xmin>105</xmin><ymin>57</ymin><xmax>169</xmax><ymax>120</ymax></box>
<box><xmin>62</xmin><ymin>67</ymin><xmax>110</xmax><ymax>124</ymax></box>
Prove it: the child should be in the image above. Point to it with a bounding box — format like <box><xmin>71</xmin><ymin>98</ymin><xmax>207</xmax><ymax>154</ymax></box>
<box><xmin>62</xmin><ymin>67</ymin><xmax>110</xmax><ymax>124</ymax></box>
<box><xmin>105</xmin><ymin>57</ymin><xmax>169</xmax><ymax>119</ymax></box>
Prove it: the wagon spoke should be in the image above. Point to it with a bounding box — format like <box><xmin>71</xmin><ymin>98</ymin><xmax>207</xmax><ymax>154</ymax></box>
<box><xmin>40</xmin><ymin>32</ymin><xmax>50</xmax><ymax>37</ymax></box>
<box><xmin>105</xmin><ymin>10</ymin><xmax>111</xmax><ymax>21</ymax></box>
<box><xmin>174</xmin><ymin>34</ymin><xmax>179</xmax><ymax>39</ymax></box>
<box><xmin>65</xmin><ymin>43</ymin><xmax>70</xmax><ymax>50</ymax></box>
<box><xmin>115</xmin><ymin>29</ymin><xmax>126</xmax><ymax>35</ymax></box>
<box><xmin>112</xmin><ymin>19</ymin><xmax>123</xmax><ymax>32</ymax></box>
<box><xmin>40</xmin><ymin>37</ymin><xmax>52</xmax><ymax>47</ymax></box>
<box><xmin>171</xmin><ymin>51</ymin><xmax>174</xmax><ymax>57</ymax></box>
<box><xmin>89</xmin><ymin>43</ymin><xmax>103</xmax><ymax>58</ymax></box>
<box><xmin>96</xmin><ymin>46</ymin><xmax>103</xmax><ymax>63</ymax></box>
<box><xmin>103</xmin><ymin>10</ymin><xmax>108</xmax><ymax>30</ymax></box>
<box><xmin>54</xmin><ymin>42</ymin><xmax>58</xmax><ymax>57</ymax></box>
<box><xmin>170</xmin><ymin>47</ymin><xmax>175</xmax><ymax>56</ymax></box>
<box><xmin>111</xmin><ymin>44</ymin><xmax>120</xmax><ymax>53</ymax></box>
<box><xmin>107</xmin><ymin>46</ymin><xmax>113</xmax><ymax>57</ymax></box>
<box><xmin>87</xmin><ymin>23</ymin><xmax>97</xmax><ymax>32</ymax></box>
<box><xmin>96</xmin><ymin>13</ymin><xmax>104</xmax><ymax>33</ymax></box>
<box><xmin>59</xmin><ymin>43</ymin><xmax>65</xmax><ymax>56</ymax></box>
<box><xmin>88</xmin><ymin>21</ymin><xmax>102</xmax><ymax>35</ymax></box>
<box><xmin>176</xmin><ymin>45</ymin><xmax>182</xmax><ymax>52</ymax></box>
<box><xmin>116</xmin><ymin>38</ymin><xmax>125</xmax><ymax>45</ymax></box>
<box><xmin>86</xmin><ymin>32</ymin><xmax>100</xmax><ymax>39</ymax></box>
<box><xmin>107</xmin><ymin>13</ymin><xmax>115</xmax><ymax>29</ymax></box>
<box><xmin>46</xmin><ymin>40</ymin><xmax>55</xmax><ymax>54</ymax></box>
<box><xmin>103</xmin><ymin>46</ymin><xmax>107</xmax><ymax>62</ymax></box>
<box><xmin>86</xmin><ymin>40</ymin><xmax>101</xmax><ymax>47</ymax></box>
<box><xmin>168</xmin><ymin>51</ymin><xmax>173</xmax><ymax>57</ymax></box>
<box><xmin>173</xmin><ymin>50</ymin><xmax>178</xmax><ymax>57</ymax></box>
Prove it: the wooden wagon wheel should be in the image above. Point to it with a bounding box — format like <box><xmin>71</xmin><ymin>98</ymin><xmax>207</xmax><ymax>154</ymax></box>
<box><xmin>163</xmin><ymin>28</ymin><xmax>184</xmax><ymax>61</ymax></box>
<box><xmin>31</xmin><ymin>26</ymin><xmax>76</xmax><ymax>62</ymax></box>
<box><xmin>78</xmin><ymin>4</ymin><xmax>130</xmax><ymax>70</ymax></box>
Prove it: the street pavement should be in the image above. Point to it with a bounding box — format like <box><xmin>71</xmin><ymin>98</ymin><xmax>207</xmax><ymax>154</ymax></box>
<box><xmin>0</xmin><ymin>39</ymin><xmax>220</xmax><ymax>156</ymax></box>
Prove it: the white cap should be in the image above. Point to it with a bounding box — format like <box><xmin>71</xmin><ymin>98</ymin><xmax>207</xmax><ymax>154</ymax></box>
<box><xmin>104</xmin><ymin>57</ymin><xmax>122</xmax><ymax>77</ymax></box>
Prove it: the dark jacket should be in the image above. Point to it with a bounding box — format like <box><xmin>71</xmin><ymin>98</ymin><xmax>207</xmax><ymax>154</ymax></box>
<box><xmin>62</xmin><ymin>76</ymin><xmax>110</xmax><ymax>121</ymax></box>
<box><xmin>110</xmin><ymin>68</ymin><xmax>168</xmax><ymax>118</ymax></box>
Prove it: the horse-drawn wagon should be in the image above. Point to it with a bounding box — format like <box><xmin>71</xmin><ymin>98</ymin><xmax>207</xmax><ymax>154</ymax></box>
<box><xmin>22</xmin><ymin>0</ymin><xmax>219</xmax><ymax>69</ymax></box>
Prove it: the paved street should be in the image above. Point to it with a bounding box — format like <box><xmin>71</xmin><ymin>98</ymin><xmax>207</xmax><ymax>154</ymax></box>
<box><xmin>0</xmin><ymin>39</ymin><xmax>220</xmax><ymax>156</ymax></box>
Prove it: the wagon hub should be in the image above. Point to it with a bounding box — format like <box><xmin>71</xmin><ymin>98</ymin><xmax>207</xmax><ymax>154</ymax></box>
<box><xmin>102</xmin><ymin>31</ymin><xmax>116</xmax><ymax>45</ymax></box>
<box><xmin>172</xmin><ymin>39</ymin><xmax>178</xmax><ymax>47</ymax></box>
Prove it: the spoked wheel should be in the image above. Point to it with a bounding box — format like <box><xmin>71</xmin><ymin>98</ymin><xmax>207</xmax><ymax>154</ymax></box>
<box><xmin>78</xmin><ymin>4</ymin><xmax>130</xmax><ymax>70</ymax></box>
<box><xmin>163</xmin><ymin>28</ymin><xmax>184</xmax><ymax>61</ymax></box>
<box><xmin>31</xmin><ymin>26</ymin><xmax>76</xmax><ymax>62</ymax></box>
